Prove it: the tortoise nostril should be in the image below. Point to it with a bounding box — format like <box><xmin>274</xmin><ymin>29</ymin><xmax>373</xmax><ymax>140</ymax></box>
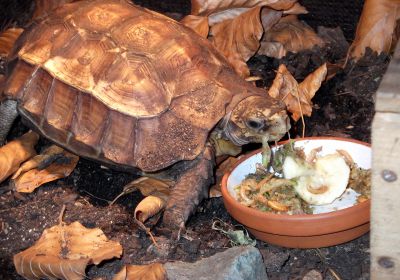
<box><xmin>246</xmin><ymin>119</ymin><xmax>264</xmax><ymax>130</ymax></box>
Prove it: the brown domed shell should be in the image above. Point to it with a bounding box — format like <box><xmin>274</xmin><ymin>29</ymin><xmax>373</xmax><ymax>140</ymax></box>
<box><xmin>3</xmin><ymin>0</ymin><xmax>263</xmax><ymax>172</ymax></box>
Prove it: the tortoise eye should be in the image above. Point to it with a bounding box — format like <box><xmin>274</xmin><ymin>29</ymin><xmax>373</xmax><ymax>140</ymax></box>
<box><xmin>245</xmin><ymin>119</ymin><xmax>264</xmax><ymax>130</ymax></box>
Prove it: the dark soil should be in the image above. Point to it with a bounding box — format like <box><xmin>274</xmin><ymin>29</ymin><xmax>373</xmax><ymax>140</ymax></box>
<box><xmin>0</xmin><ymin>0</ymin><xmax>391</xmax><ymax>279</ymax></box>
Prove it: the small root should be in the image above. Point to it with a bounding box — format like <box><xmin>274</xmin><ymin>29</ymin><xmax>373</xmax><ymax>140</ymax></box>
<box><xmin>135</xmin><ymin>219</ymin><xmax>159</xmax><ymax>248</ymax></box>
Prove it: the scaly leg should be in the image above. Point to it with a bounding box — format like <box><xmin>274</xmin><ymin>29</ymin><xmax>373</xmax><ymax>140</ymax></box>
<box><xmin>162</xmin><ymin>144</ymin><xmax>215</xmax><ymax>233</ymax></box>
<box><xmin>0</xmin><ymin>99</ymin><xmax>18</xmax><ymax>146</ymax></box>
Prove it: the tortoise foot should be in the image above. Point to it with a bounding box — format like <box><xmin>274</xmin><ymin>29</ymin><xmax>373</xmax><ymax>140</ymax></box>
<box><xmin>162</xmin><ymin>145</ymin><xmax>215</xmax><ymax>231</ymax></box>
<box><xmin>0</xmin><ymin>100</ymin><xmax>18</xmax><ymax>146</ymax></box>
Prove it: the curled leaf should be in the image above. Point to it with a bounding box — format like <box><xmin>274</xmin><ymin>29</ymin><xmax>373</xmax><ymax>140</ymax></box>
<box><xmin>259</xmin><ymin>15</ymin><xmax>324</xmax><ymax>57</ymax></box>
<box><xmin>208</xmin><ymin>7</ymin><xmax>252</xmax><ymax>26</ymax></box>
<box><xmin>191</xmin><ymin>0</ymin><xmax>297</xmax><ymax>16</ymax></box>
<box><xmin>13</xmin><ymin>148</ymin><xmax>79</xmax><ymax>193</ymax></box>
<box><xmin>0</xmin><ymin>28</ymin><xmax>24</xmax><ymax>57</ymax></box>
<box><xmin>12</xmin><ymin>145</ymin><xmax>64</xmax><ymax>179</ymax></box>
<box><xmin>0</xmin><ymin>131</ymin><xmax>39</xmax><ymax>183</ymax></box>
<box><xmin>268</xmin><ymin>63</ymin><xmax>327</xmax><ymax>121</ymax></box>
<box><xmin>181</xmin><ymin>15</ymin><xmax>209</xmax><ymax>37</ymax></box>
<box><xmin>113</xmin><ymin>263</ymin><xmax>166</xmax><ymax>280</ymax></box>
<box><xmin>135</xmin><ymin>195</ymin><xmax>166</xmax><ymax>223</ymax></box>
<box><xmin>258</xmin><ymin>41</ymin><xmax>286</xmax><ymax>58</ymax></box>
<box><xmin>283</xmin><ymin>2</ymin><xmax>308</xmax><ymax>15</ymax></box>
<box><xmin>212</xmin><ymin>220</ymin><xmax>256</xmax><ymax>246</ymax></box>
<box><xmin>129</xmin><ymin>177</ymin><xmax>172</xmax><ymax>198</ymax></box>
<box><xmin>349</xmin><ymin>0</ymin><xmax>400</xmax><ymax>59</ymax></box>
<box><xmin>110</xmin><ymin>177</ymin><xmax>173</xmax><ymax>205</ymax></box>
<box><xmin>13</xmin><ymin>221</ymin><xmax>123</xmax><ymax>280</ymax></box>
<box><xmin>210</xmin><ymin>6</ymin><xmax>265</xmax><ymax>77</ymax></box>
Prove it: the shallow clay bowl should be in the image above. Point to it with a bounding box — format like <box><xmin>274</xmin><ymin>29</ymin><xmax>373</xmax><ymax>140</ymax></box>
<box><xmin>221</xmin><ymin>137</ymin><xmax>371</xmax><ymax>248</ymax></box>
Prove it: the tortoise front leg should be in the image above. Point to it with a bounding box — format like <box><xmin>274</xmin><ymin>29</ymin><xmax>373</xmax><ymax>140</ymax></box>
<box><xmin>162</xmin><ymin>144</ymin><xmax>215</xmax><ymax>233</ymax></box>
<box><xmin>0</xmin><ymin>99</ymin><xmax>18</xmax><ymax>146</ymax></box>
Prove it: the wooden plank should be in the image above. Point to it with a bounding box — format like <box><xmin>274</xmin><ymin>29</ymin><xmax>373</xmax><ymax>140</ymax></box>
<box><xmin>371</xmin><ymin>113</ymin><xmax>400</xmax><ymax>279</ymax></box>
<box><xmin>371</xmin><ymin>41</ymin><xmax>400</xmax><ymax>279</ymax></box>
<box><xmin>375</xmin><ymin>43</ymin><xmax>400</xmax><ymax>113</ymax></box>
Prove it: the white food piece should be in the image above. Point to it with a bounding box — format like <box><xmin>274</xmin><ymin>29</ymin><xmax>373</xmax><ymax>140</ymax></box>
<box><xmin>282</xmin><ymin>156</ymin><xmax>313</xmax><ymax>179</ymax></box>
<box><xmin>283</xmin><ymin>154</ymin><xmax>350</xmax><ymax>205</ymax></box>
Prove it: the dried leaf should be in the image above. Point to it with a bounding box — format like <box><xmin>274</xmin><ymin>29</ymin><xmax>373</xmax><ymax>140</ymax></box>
<box><xmin>258</xmin><ymin>41</ymin><xmax>286</xmax><ymax>58</ymax></box>
<box><xmin>349</xmin><ymin>0</ymin><xmax>400</xmax><ymax>59</ymax></box>
<box><xmin>135</xmin><ymin>195</ymin><xmax>166</xmax><ymax>223</ymax></box>
<box><xmin>0</xmin><ymin>28</ymin><xmax>24</xmax><ymax>57</ymax></box>
<box><xmin>180</xmin><ymin>15</ymin><xmax>209</xmax><ymax>37</ymax></box>
<box><xmin>0</xmin><ymin>131</ymin><xmax>39</xmax><ymax>183</ymax></box>
<box><xmin>132</xmin><ymin>177</ymin><xmax>172</xmax><ymax>198</ymax></box>
<box><xmin>208</xmin><ymin>7</ymin><xmax>252</xmax><ymax>26</ymax></box>
<box><xmin>283</xmin><ymin>2</ymin><xmax>308</xmax><ymax>15</ymax></box>
<box><xmin>205</xmin><ymin>1</ymin><xmax>295</xmax><ymax>26</ymax></box>
<box><xmin>110</xmin><ymin>177</ymin><xmax>173</xmax><ymax>206</ymax></box>
<box><xmin>14</xmin><ymin>221</ymin><xmax>123</xmax><ymax>280</ymax></box>
<box><xmin>260</xmin><ymin>15</ymin><xmax>324</xmax><ymax>57</ymax></box>
<box><xmin>12</xmin><ymin>145</ymin><xmax>64</xmax><ymax>179</ymax></box>
<box><xmin>191</xmin><ymin>0</ymin><xmax>297</xmax><ymax>16</ymax></box>
<box><xmin>33</xmin><ymin>0</ymin><xmax>76</xmax><ymax>19</ymax></box>
<box><xmin>13</xmin><ymin>148</ymin><xmax>79</xmax><ymax>193</ymax></box>
<box><xmin>113</xmin><ymin>263</ymin><xmax>166</xmax><ymax>280</ymax></box>
<box><xmin>210</xmin><ymin>6</ymin><xmax>265</xmax><ymax>77</ymax></box>
<box><xmin>268</xmin><ymin>63</ymin><xmax>327</xmax><ymax>121</ymax></box>
<box><xmin>300</xmin><ymin>63</ymin><xmax>328</xmax><ymax>100</ymax></box>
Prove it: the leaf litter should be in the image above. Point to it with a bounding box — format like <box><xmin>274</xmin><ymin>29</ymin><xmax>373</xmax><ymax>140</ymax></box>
<box><xmin>13</xmin><ymin>205</ymin><xmax>123</xmax><ymax>280</ymax></box>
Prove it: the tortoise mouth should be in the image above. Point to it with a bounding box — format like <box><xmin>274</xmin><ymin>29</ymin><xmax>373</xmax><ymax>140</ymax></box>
<box><xmin>224</xmin><ymin>121</ymin><xmax>250</xmax><ymax>146</ymax></box>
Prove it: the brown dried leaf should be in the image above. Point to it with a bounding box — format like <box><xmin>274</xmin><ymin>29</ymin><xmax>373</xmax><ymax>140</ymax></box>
<box><xmin>13</xmin><ymin>221</ymin><xmax>123</xmax><ymax>280</ymax></box>
<box><xmin>12</xmin><ymin>145</ymin><xmax>64</xmax><ymax>179</ymax></box>
<box><xmin>259</xmin><ymin>15</ymin><xmax>324</xmax><ymax>57</ymax></box>
<box><xmin>268</xmin><ymin>63</ymin><xmax>327</xmax><ymax>121</ymax></box>
<box><xmin>210</xmin><ymin>6</ymin><xmax>265</xmax><ymax>77</ymax></box>
<box><xmin>135</xmin><ymin>195</ymin><xmax>166</xmax><ymax>223</ymax></box>
<box><xmin>258</xmin><ymin>8</ymin><xmax>284</xmax><ymax>41</ymax></box>
<box><xmin>283</xmin><ymin>2</ymin><xmax>308</xmax><ymax>15</ymax></box>
<box><xmin>0</xmin><ymin>28</ymin><xmax>24</xmax><ymax>57</ymax></box>
<box><xmin>191</xmin><ymin>0</ymin><xmax>296</xmax><ymax>16</ymax></box>
<box><xmin>13</xmin><ymin>147</ymin><xmax>79</xmax><ymax>193</ymax></box>
<box><xmin>180</xmin><ymin>15</ymin><xmax>209</xmax><ymax>37</ymax></box>
<box><xmin>132</xmin><ymin>177</ymin><xmax>172</xmax><ymax>198</ymax></box>
<box><xmin>258</xmin><ymin>41</ymin><xmax>286</xmax><ymax>58</ymax></box>
<box><xmin>349</xmin><ymin>0</ymin><xmax>400</xmax><ymax>59</ymax></box>
<box><xmin>208</xmin><ymin>7</ymin><xmax>252</xmax><ymax>26</ymax></box>
<box><xmin>204</xmin><ymin>1</ymin><xmax>298</xmax><ymax>26</ymax></box>
<box><xmin>110</xmin><ymin>177</ymin><xmax>173</xmax><ymax>206</ymax></box>
<box><xmin>113</xmin><ymin>263</ymin><xmax>166</xmax><ymax>280</ymax></box>
<box><xmin>0</xmin><ymin>131</ymin><xmax>39</xmax><ymax>184</ymax></box>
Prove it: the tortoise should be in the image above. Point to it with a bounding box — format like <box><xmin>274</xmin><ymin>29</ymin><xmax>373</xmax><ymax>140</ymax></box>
<box><xmin>0</xmin><ymin>0</ymin><xmax>289</xmax><ymax>230</ymax></box>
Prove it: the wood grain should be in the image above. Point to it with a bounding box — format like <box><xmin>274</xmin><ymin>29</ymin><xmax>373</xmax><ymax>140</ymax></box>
<box><xmin>371</xmin><ymin>41</ymin><xmax>400</xmax><ymax>279</ymax></box>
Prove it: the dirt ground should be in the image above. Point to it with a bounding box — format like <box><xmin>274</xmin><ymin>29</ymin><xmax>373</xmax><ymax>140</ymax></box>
<box><xmin>0</xmin><ymin>0</ymin><xmax>391</xmax><ymax>279</ymax></box>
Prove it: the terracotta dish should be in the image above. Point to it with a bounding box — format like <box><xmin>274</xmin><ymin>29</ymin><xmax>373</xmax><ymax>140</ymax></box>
<box><xmin>221</xmin><ymin>137</ymin><xmax>371</xmax><ymax>248</ymax></box>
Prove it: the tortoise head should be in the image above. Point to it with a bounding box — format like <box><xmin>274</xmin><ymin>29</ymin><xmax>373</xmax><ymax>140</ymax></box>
<box><xmin>222</xmin><ymin>95</ymin><xmax>290</xmax><ymax>145</ymax></box>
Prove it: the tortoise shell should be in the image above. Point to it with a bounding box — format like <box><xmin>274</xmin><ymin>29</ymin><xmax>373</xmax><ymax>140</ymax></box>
<box><xmin>2</xmin><ymin>0</ymin><xmax>266</xmax><ymax>172</ymax></box>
